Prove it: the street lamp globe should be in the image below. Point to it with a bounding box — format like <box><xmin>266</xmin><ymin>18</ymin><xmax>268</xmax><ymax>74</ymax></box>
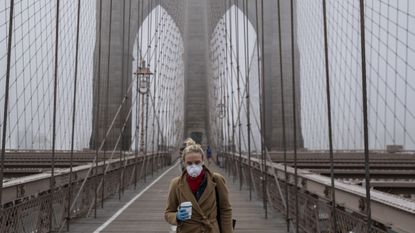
<box><xmin>134</xmin><ymin>59</ymin><xmax>153</xmax><ymax>95</ymax></box>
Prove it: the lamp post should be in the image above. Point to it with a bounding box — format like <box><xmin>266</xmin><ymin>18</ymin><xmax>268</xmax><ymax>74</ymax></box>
<box><xmin>134</xmin><ymin>59</ymin><xmax>153</xmax><ymax>154</ymax></box>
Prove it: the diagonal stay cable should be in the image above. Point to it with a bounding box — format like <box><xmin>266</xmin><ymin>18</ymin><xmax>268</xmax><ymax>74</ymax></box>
<box><xmin>67</xmin><ymin>14</ymin><xmax>166</xmax><ymax>214</ymax></box>
<box><xmin>225</xmin><ymin>28</ymin><xmax>287</xmax><ymax>211</ymax></box>
<box><xmin>86</xmin><ymin>103</ymin><xmax>136</xmax><ymax>217</ymax></box>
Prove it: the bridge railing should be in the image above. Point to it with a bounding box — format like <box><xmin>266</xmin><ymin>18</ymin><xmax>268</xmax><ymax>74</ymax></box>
<box><xmin>0</xmin><ymin>152</ymin><xmax>172</xmax><ymax>233</ymax></box>
<box><xmin>222</xmin><ymin>152</ymin><xmax>415</xmax><ymax>233</ymax></box>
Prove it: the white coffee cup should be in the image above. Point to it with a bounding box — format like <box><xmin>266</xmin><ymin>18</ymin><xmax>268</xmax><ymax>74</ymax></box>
<box><xmin>180</xmin><ymin>201</ymin><xmax>192</xmax><ymax>220</ymax></box>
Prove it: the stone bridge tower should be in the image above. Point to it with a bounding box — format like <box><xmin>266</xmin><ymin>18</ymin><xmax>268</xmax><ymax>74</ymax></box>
<box><xmin>90</xmin><ymin>0</ymin><xmax>303</xmax><ymax>151</ymax></box>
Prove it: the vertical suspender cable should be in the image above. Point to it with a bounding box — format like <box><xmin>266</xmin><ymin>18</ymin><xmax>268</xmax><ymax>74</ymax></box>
<box><xmin>93</xmin><ymin>0</ymin><xmax>104</xmax><ymax>219</ymax></box>
<box><xmin>167</xmin><ymin>67</ymin><xmax>173</xmax><ymax>154</ymax></box>
<box><xmin>223</xmin><ymin>0</ymin><xmax>229</xmax><ymax>173</ymax></box>
<box><xmin>103</xmin><ymin>0</ymin><xmax>114</xmax><ymax>206</ymax></box>
<box><xmin>226</xmin><ymin>21</ymin><xmax>232</xmax><ymax>173</ymax></box>
<box><xmin>135</xmin><ymin>71</ymin><xmax>139</xmax><ymax>188</ymax></box>
<box><xmin>139</xmin><ymin>0</ymin><xmax>146</xmax><ymax>183</ymax></box>
<box><xmin>118</xmin><ymin>1</ymin><xmax>127</xmax><ymax>197</ymax></box>
<box><xmin>155</xmin><ymin>6</ymin><xmax>163</xmax><ymax>168</ymax></box>
<box><xmin>150</xmin><ymin>0</ymin><xmax>156</xmax><ymax>176</ymax></box>
<box><xmin>243</xmin><ymin>0</ymin><xmax>252</xmax><ymax>201</ymax></box>
<box><xmin>139</xmin><ymin>0</ymin><xmax>144</xmax><ymax>59</ymax></box>
<box><xmin>322</xmin><ymin>0</ymin><xmax>337</xmax><ymax>232</ymax></box>
<box><xmin>225</xmin><ymin>0</ymin><xmax>231</xmax><ymax>175</ymax></box>
<box><xmin>159</xmin><ymin>1</ymin><xmax>164</xmax><ymax>166</ymax></box>
<box><xmin>403</xmin><ymin>0</ymin><xmax>409</xmax><ymax>147</ymax></box>
<box><xmin>358</xmin><ymin>0</ymin><xmax>372</xmax><ymax>232</ymax></box>
<box><xmin>276</xmin><ymin>0</ymin><xmax>290</xmax><ymax>229</ymax></box>
<box><xmin>151</xmin><ymin>2</ymin><xmax>160</xmax><ymax>173</ymax></box>
<box><xmin>119</xmin><ymin>0</ymin><xmax>126</xmax><ymax>200</ymax></box>
<box><xmin>289</xmin><ymin>0</ymin><xmax>299</xmax><ymax>232</ymax></box>
<box><xmin>136</xmin><ymin>1</ymin><xmax>144</xmax><ymax>188</ymax></box>
<box><xmin>222</xmin><ymin>2</ymin><xmax>226</xmax><ymax>174</ymax></box>
<box><xmin>67</xmin><ymin>0</ymin><xmax>81</xmax><ymax>230</ymax></box>
<box><xmin>229</xmin><ymin>1</ymin><xmax>236</xmax><ymax>180</ymax></box>
<box><xmin>146</xmin><ymin>0</ymin><xmax>153</xmax><ymax>178</ymax></box>
<box><xmin>223</xmin><ymin>17</ymin><xmax>229</xmax><ymax>157</ymax></box>
<box><xmin>259</xmin><ymin>0</ymin><xmax>268</xmax><ymax>219</ymax></box>
<box><xmin>141</xmin><ymin>79</ymin><xmax>146</xmax><ymax>183</ymax></box>
<box><xmin>144</xmin><ymin>0</ymin><xmax>155</xmax><ymax>185</ymax></box>
<box><xmin>255</xmin><ymin>0</ymin><xmax>261</xmax><ymax>125</ymax></box>
<box><xmin>144</xmin><ymin>0</ymin><xmax>152</xmax><ymax>181</ymax></box>
<box><xmin>222</xmin><ymin>2</ymin><xmax>226</xmax><ymax>167</ymax></box>
<box><xmin>50</xmin><ymin>0</ymin><xmax>61</xmax><ymax>231</ymax></box>
<box><xmin>255</xmin><ymin>0</ymin><xmax>262</xmax><ymax>210</ymax></box>
<box><xmin>0</xmin><ymin>0</ymin><xmax>15</xmax><ymax>207</ymax></box>
<box><xmin>124</xmin><ymin>0</ymin><xmax>135</xmax><ymax>185</ymax></box>
<box><xmin>235</xmin><ymin>0</ymin><xmax>243</xmax><ymax>191</ymax></box>
<box><xmin>135</xmin><ymin>0</ymin><xmax>143</xmax><ymax>185</ymax></box>
<box><xmin>226</xmin><ymin>70</ymin><xmax>231</xmax><ymax>176</ymax></box>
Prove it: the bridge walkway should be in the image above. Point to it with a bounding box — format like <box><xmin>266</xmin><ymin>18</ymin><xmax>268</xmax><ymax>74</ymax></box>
<box><xmin>68</xmin><ymin>162</ymin><xmax>287</xmax><ymax>233</ymax></box>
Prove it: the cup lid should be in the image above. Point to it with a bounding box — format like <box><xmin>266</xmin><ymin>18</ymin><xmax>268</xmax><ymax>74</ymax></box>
<box><xmin>180</xmin><ymin>201</ymin><xmax>192</xmax><ymax>206</ymax></box>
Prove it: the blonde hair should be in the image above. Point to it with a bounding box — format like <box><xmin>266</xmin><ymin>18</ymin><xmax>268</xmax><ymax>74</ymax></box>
<box><xmin>182</xmin><ymin>143</ymin><xmax>205</xmax><ymax>161</ymax></box>
<box><xmin>184</xmin><ymin>138</ymin><xmax>195</xmax><ymax>147</ymax></box>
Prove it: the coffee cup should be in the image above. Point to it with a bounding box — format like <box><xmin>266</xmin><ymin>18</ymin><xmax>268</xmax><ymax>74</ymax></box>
<box><xmin>179</xmin><ymin>201</ymin><xmax>192</xmax><ymax>220</ymax></box>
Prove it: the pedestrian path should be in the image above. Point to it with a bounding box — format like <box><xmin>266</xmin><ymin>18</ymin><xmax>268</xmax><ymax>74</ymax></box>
<box><xmin>69</xmin><ymin>161</ymin><xmax>287</xmax><ymax>232</ymax></box>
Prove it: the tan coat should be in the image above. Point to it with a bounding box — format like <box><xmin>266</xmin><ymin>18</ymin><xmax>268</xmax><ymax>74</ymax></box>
<box><xmin>164</xmin><ymin>166</ymin><xmax>233</xmax><ymax>233</ymax></box>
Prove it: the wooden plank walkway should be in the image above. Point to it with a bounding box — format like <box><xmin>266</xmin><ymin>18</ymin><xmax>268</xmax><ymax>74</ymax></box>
<box><xmin>68</xmin><ymin>162</ymin><xmax>287</xmax><ymax>232</ymax></box>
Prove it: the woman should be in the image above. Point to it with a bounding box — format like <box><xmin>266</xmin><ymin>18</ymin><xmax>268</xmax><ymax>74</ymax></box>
<box><xmin>165</xmin><ymin>144</ymin><xmax>233</xmax><ymax>233</ymax></box>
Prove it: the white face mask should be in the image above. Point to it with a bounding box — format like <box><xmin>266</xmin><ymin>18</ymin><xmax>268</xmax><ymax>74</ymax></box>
<box><xmin>186</xmin><ymin>164</ymin><xmax>203</xmax><ymax>178</ymax></box>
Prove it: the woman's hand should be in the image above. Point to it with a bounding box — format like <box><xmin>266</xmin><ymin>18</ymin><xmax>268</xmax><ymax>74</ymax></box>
<box><xmin>176</xmin><ymin>208</ymin><xmax>190</xmax><ymax>221</ymax></box>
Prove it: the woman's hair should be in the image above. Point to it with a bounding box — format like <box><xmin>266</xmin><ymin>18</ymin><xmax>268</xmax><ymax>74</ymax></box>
<box><xmin>180</xmin><ymin>138</ymin><xmax>196</xmax><ymax>154</ymax></box>
<box><xmin>182</xmin><ymin>143</ymin><xmax>205</xmax><ymax>161</ymax></box>
<box><xmin>184</xmin><ymin>138</ymin><xmax>195</xmax><ymax>146</ymax></box>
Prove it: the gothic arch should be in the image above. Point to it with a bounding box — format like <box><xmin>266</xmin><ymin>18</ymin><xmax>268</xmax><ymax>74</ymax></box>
<box><xmin>208</xmin><ymin>0</ymin><xmax>304</xmax><ymax>150</ymax></box>
<box><xmin>90</xmin><ymin>0</ymin><xmax>185</xmax><ymax>150</ymax></box>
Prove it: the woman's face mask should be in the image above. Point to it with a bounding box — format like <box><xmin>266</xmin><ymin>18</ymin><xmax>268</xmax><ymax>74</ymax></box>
<box><xmin>184</xmin><ymin>152</ymin><xmax>204</xmax><ymax>178</ymax></box>
<box><xmin>186</xmin><ymin>163</ymin><xmax>203</xmax><ymax>178</ymax></box>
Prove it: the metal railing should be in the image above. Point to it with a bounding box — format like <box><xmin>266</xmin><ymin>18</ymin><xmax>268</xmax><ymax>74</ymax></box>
<box><xmin>0</xmin><ymin>152</ymin><xmax>171</xmax><ymax>233</ymax></box>
<box><xmin>222</xmin><ymin>152</ymin><xmax>415</xmax><ymax>233</ymax></box>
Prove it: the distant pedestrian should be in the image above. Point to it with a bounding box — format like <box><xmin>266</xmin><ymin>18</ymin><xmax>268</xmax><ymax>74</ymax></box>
<box><xmin>165</xmin><ymin>144</ymin><xmax>234</xmax><ymax>233</ymax></box>
<box><xmin>206</xmin><ymin>145</ymin><xmax>212</xmax><ymax>166</ymax></box>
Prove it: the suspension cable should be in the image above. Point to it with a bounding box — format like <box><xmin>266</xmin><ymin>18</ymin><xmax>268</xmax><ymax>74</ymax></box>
<box><xmin>102</xmin><ymin>0</ymin><xmax>114</xmax><ymax>209</ymax></box>
<box><xmin>289</xmin><ymin>0</ymin><xmax>300</xmax><ymax>231</ymax></box>
<box><xmin>222</xmin><ymin>0</ymin><xmax>229</xmax><ymax>174</ymax></box>
<box><xmin>322</xmin><ymin>0</ymin><xmax>337</xmax><ymax>232</ymax></box>
<box><xmin>124</xmin><ymin>0</ymin><xmax>134</xmax><ymax>191</ymax></box>
<box><xmin>151</xmin><ymin>1</ymin><xmax>161</xmax><ymax>174</ymax></box>
<box><xmin>242</xmin><ymin>0</ymin><xmax>253</xmax><ymax>201</ymax></box>
<box><xmin>93</xmin><ymin>0</ymin><xmax>104</xmax><ymax>219</ymax></box>
<box><xmin>0</xmin><ymin>0</ymin><xmax>15</xmax><ymax>207</ymax></box>
<box><xmin>229</xmin><ymin>0</ymin><xmax>236</xmax><ymax>181</ymax></box>
<box><xmin>134</xmin><ymin>0</ymin><xmax>141</xmax><ymax>190</ymax></box>
<box><xmin>259</xmin><ymin>0</ymin><xmax>268</xmax><ymax>219</ymax></box>
<box><xmin>66</xmin><ymin>0</ymin><xmax>82</xmax><ymax>230</ymax></box>
<box><xmin>359</xmin><ymin>0</ymin><xmax>372</xmax><ymax>232</ymax></box>
<box><xmin>49</xmin><ymin>0</ymin><xmax>61</xmax><ymax>230</ymax></box>
<box><xmin>276</xmin><ymin>0</ymin><xmax>290</xmax><ymax>229</ymax></box>
<box><xmin>148</xmin><ymin>0</ymin><xmax>153</xmax><ymax>177</ymax></box>
<box><xmin>226</xmin><ymin>3</ymin><xmax>232</xmax><ymax>175</ymax></box>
